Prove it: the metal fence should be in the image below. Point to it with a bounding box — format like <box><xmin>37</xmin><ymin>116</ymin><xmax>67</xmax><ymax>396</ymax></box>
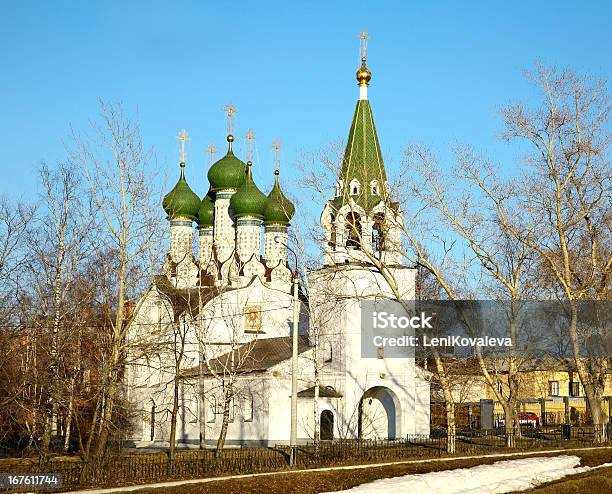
<box><xmin>1</xmin><ymin>425</ymin><xmax>610</xmax><ymax>491</ymax></box>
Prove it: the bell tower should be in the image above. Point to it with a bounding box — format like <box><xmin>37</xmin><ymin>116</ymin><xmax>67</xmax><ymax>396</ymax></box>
<box><xmin>321</xmin><ymin>34</ymin><xmax>403</xmax><ymax>267</ymax></box>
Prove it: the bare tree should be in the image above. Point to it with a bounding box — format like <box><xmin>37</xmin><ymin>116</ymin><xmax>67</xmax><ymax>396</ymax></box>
<box><xmin>69</xmin><ymin>100</ymin><xmax>162</xmax><ymax>474</ymax></box>
<box><xmin>475</xmin><ymin>66</ymin><xmax>610</xmax><ymax>441</ymax></box>
<box><xmin>27</xmin><ymin>162</ymin><xmax>89</xmax><ymax>465</ymax></box>
<box><xmin>403</xmin><ymin>144</ymin><xmax>542</xmax><ymax>447</ymax></box>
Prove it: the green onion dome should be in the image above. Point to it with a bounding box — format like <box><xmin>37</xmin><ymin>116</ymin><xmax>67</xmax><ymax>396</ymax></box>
<box><xmin>162</xmin><ymin>163</ymin><xmax>201</xmax><ymax>220</ymax></box>
<box><xmin>197</xmin><ymin>188</ymin><xmax>215</xmax><ymax>228</ymax></box>
<box><xmin>263</xmin><ymin>170</ymin><xmax>295</xmax><ymax>225</ymax></box>
<box><xmin>230</xmin><ymin>161</ymin><xmax>267</xmax><ymax>219</ymax></box>
<box><xmin>207</xmin><ymin>135</ymin><xmax>247</xmax><ymax>192</ymax></box>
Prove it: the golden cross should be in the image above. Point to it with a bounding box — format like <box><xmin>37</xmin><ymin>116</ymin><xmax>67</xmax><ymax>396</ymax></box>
<box><xmin>224</xmin><ymin>103</ymin><xmax>237</xmax><ymax>135</ymax></box>
<box><xmin>272</xmin><ymin>139</ymin><xmax>282</xmax><ymax>171</ymax></box>
<box><xmin>176</xmin><ymin>128</ymin><xmax>191</xmax><ymax>164</ymax></box>
<box><xmin>358</xmin><ymin>31</ymin><xmax>369</xmax><ymax>61</ymax></box>
<box><xmin>245</xmin><ymin>129</ymin><xmax>255</xmax><ymax>162</ymax></box>
<box><xmin>207</xmin><ymin>143</ymin><xmax>217</xmax><ymax>164</ymax></box>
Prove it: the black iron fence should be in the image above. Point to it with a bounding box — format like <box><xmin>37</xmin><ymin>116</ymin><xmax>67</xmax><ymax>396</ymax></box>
<box><xmin>0</xmin><ymin>425</ymin><xmax>610</xmax><ymax>491</ymax></box>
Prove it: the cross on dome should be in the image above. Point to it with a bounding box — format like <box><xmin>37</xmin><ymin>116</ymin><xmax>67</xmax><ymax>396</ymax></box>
<box><xmin>176</xmin><ymin>128</ymin><xmax>191</xmax><ymax>165</ymax></box>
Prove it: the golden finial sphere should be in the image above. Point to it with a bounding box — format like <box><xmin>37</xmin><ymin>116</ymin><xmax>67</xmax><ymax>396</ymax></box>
<box><xmin>227</xmin><ymin>134</ymin><xmax>235</xmax><ymax>143</ymax></box>
<box><xmin>356</xmin><ymin>59</ymin><xmax>371</xmax><ymax>86</ymax></box>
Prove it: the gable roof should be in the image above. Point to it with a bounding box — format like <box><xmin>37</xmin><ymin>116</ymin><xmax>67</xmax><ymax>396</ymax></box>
<box><xmin>181</xmin><ymin>335</ymin><xmax>311</xmax><ymax>378</ymax></box>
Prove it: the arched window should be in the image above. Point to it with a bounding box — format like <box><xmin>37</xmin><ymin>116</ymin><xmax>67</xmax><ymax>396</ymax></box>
<box><xmin>329</xmin><ymin>213</ymin><xmax>337</xmax><ymax>247</ymax></box>
<box><xmin>370</xmin><ymin>180</ymin><xmax>379</xmax><ymax>195</ymax></box>
<box><xmin>335</xmin><ymin>181</ymin><xmax>344</xmax><ymax>198</ymax></box>
<box><xmin>324</xmin><ymin>341</ymin><xmax>333</xmax><ymax>363</ymax></box>
<box><xmin>148</xmin><ymin>400</ymin><xmax>156</xmax><ymax>441</ymax></box>
<box><xmin>349</xmin><ymin>179</ymin><xmax>361</xmax><ymax>196</ymax></box>
<box><xmin>321</xmin><ymin>410</ymin><xmax>334</xmax><ymax>440</ymax></box>
<box><xmin>372</xmin><ymin>213</ymin><xmax>385</xmax><ymax>253</ymax></box>
<box><xmin>345</xmin><ymin>212</ymin><xmax>362</xmax><ymax>249</ymax></box>
<box><xmin>207</xmin><ymin>396</ymin><xmax>217</xmax><ymax>423</ymax></box>
<box><xmin>242</xmin><ymin>394</ymin><xmax>254</xmax><ymax>422</ymax></box>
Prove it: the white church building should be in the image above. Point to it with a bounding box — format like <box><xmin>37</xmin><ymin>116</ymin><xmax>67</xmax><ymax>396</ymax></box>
<box><xmin>124</xmin><ymin>48</ymin><xmax>431</xmax><ymax>448</ymax></box>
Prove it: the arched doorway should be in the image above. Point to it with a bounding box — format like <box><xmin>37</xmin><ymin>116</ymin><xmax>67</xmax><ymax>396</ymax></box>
<box><xmin>358</xmin><ymin>387</ymin><xmax>400</xmax><ymax>440</ymax></box>
<box><xmin>321</xmin><ymin>410</ymin><xmax>334</xmax><ymax>440</ymax></box>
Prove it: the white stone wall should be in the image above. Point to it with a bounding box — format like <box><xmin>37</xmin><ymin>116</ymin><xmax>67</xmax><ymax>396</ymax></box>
<box><xmin>213</xmin><ymin>192</ymin><xmax>236</xmax><ymax>263</ymax></box>
<box><xmin>264</xmin><ymin>226</ymin><xmax>287</xmax><ymax>265</ymax></box>
<box><xmin>236</xmin><ymin>218</ymin><xmax>262</xmax><ymax>263</ymax></box>
<box><xmin>198</xmin><ymin>227</ymin><xmax>214</xmax><ymax>268</ymax></box>
<box><xmin>169</xmin><ymin>219</ymin><xmax>194</xmax><ymax>264</ymax></box>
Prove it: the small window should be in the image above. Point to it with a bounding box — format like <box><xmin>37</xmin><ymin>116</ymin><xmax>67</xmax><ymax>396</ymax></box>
<box><xmin>335</xmin><ymin>181</ymin><xmax>344</xmax><ymax>198</ymax></box>
<box><xmin>349</xmin><ymin>179</ymin><xmax>361</xmax><ymax>196</ymax></box>
<box><xmin>549</xmin><ymin>381</ymin><xmax>560</xmax><ymax>396</ymax></box>
<box><xmin>147</xmin><ymin>401</ymin><xmax>156</xmax><ymax>441</ymax></box>
<box><xmin>242</xmin><ymin>394</ymin><xmax>254</xmax><ymax>422</ymax></box>
<box><xmin>496</xmin><ymin>381</ymin><xmax>503</xmax><ymax>395</ymax></box>
<box><xmin>324</xmin><ymin>341</ymin><xmax>333</xmax><ymax>363</ymax></box>
<box><xmin>329</xmin><ymin>213</ymin><xmax>337</xmax><ymax>246</ymax></box>
<box><xmin>156</xmin><ymin>304</ymin><xmax>163</xmax><ymax>331</ymax></box>
<box><xmin>229</xmin><ymin>397</ymin><xmax>236</xmax><ymax>422</ymax></box>
<box><xmin>207</xmin><ymin>396</ymin><xmax>217</xmax><ymax>423</ymax></box>
<box><xmin>370</xmin><ymin>180</ymin><xmax>379</xmax><ymax>195</ymax></box>
<box><xmin>570</xmin><ymin>382</ymin><xmax>580</xmax><ymax>397</ymax></box>
<box><xmin>189</xmin><ymin>397</ymin><xmax>198</xmax><ymax>423</ymax></box>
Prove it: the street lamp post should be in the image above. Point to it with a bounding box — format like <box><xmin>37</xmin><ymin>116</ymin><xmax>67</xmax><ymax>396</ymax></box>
<box><xmin>275</xmin><ymin>237</ymin><xmax>300</xmax><ymax>466</ymax></box>
<box><xmin>290</xmin><ymin>267</ymin><xmax>299</xmax><ymax>465</ymax></box>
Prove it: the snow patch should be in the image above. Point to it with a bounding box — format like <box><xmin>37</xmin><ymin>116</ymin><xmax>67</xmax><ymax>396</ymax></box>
<box><xmin>324</xmin><ymin>455</ymin><xmax>612</xmax><ymax>494</ymax></box>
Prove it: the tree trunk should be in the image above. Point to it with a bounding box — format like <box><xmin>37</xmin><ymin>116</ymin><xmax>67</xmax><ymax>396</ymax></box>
<box><xmin>63</xmin><ymin>379</ymin><xmax>75</xmax><ymax>453</ymax></box>
<box><xmin>568</xmin><ymin>303</ymin><xmax>608</xmax><ymax>443</ymax></box>
<box><xmin>216</xmin><ymin>385</ymin><xmax>233</xmax><ymax>454</ymax></box>
<box><xmin>168</xmin><ymin>379</ymin><xmax>179</xmax><ymax>466</ymax></box>
<box><xmin>313</xmin><ymin>376</ymin><xmax>320</xmax><ymax>454</ymax></box>
<box><xmin>503</xmin><ymin>404</ymin><xmax>516</xmax><ymax>448</ymax></box>
<box><xmin>39</xmin><ymin>260</ymin><xmax>64</xmax><ymax>466</ymax></box>
<box><xmin>445</xmin><ymin>400</ymin><xmax>456</xmax><ymax>454</ymax></box>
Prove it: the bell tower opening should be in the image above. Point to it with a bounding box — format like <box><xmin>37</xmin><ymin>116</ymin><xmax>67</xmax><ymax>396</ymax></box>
<box><xmin>372</xmin><ymin>213</ymin><xmax>385</xmax><ymax>254</ymax></box>
<box><xmin>345</xmin><ymin>212</ymin><xmax>362</xmax><ymax>249</ymax></box>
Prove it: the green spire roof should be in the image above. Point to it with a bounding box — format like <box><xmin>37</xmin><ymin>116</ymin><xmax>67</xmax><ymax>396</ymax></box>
<box><xmin>230</xmin><ymin>162</ymin><xmax>267</xmax><ymax>218</ymax></box>
<box><xmin>162</xmin><ymin>164</ymin><xmax>201</xmax><ymax>220</ymax></box>
<box><xmin>333</xmin><ymin>99</ymin><xmax>388</xmax><ymax>211</ymax></box>
<box><xmin>207</xmin><ymin>135</ymin><xmax>247</xmax><ymax>192</ymax></box>
<box><xmin>197</xmin><ymin>188</ymin><xmax>214</xmax><ymax>228</ymax></box>
<box><xmin>263</xmin><ymin>170</ymin><xmax>295</xmax><ymax>226</ymax></box>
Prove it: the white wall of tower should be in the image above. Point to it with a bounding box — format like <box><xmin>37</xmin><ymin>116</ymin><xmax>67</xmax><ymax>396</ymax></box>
<box><xmin>264</xmin><ymin>226</ymin><xmax>288</xmax><ymax>266</ymax></box>
<box><xmin>169</xmin><ymin>219</ymin><xmax>195</xmax><ymax>263</ymax></box>
<box><xmin>236</xmin><ymin>218</ymin><xmax>262</xmax><ymax>262</ymax></box>
<box><xmin>213</xmin><ymin>192</ymin><xmax>236</xmax><ymax>263</ymax></box>
<box><xmin>198</xmin><ymin>227</ymin><xmax>214</xmax><ymax>267</ymax></box>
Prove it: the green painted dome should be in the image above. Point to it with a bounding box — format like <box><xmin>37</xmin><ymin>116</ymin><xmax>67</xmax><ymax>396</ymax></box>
<box><xmin>263</xmin><ymin>170</ymin><xmax>295</xmax><ymax>225</ymax></box>
<box><xmin>207</xmin><ymin>135</ymin><xmax>247</xmax><ymax>191</ymax></box>
<box><xmin>162</xmin><ymin>164</ymin><xmax>201</xmax><ymax>220</ymax></box>
<box><xmin>197</xmin><ymin>189</ymin><xmax>214</xmax><ymax>228</ymax></box>
<box><xmin>230</xmin><ymin>162</ymin><xmax>267</xmax><ymax>218</ymax></box>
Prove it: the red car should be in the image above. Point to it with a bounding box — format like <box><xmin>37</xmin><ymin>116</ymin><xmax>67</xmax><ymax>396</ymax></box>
<box><xmin>518</xmin><ymin>412</ymin><xmax>539</xmax><ymax>427</ymax></box>
<box><xmin>497</xmin><ymin>412</ymin><xmax>540</xmax><ymax>427</ymax></box>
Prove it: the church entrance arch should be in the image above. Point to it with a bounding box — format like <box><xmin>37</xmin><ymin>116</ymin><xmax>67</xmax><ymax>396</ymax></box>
<box><xmin>321</xmin><ymin>410</ymin><xmax>334</xmax><ymax>440</ymax></box>
<box><xmin>358</xmin><ymin>386</ymin><xmax>400</xmax><ymax>440</ymax></box>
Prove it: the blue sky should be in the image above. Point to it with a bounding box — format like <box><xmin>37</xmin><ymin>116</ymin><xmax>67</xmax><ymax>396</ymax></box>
<box><xmin>1</xmin><ymin>0</ymin><xmax>610</xmax><ymax>207</ymax></box>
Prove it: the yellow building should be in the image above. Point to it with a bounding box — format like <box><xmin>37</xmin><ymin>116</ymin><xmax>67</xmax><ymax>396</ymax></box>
<box><xmin>427</xmin><ymin>358</ymin><xmax>612</xmax><ymax>428</ymax></box>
